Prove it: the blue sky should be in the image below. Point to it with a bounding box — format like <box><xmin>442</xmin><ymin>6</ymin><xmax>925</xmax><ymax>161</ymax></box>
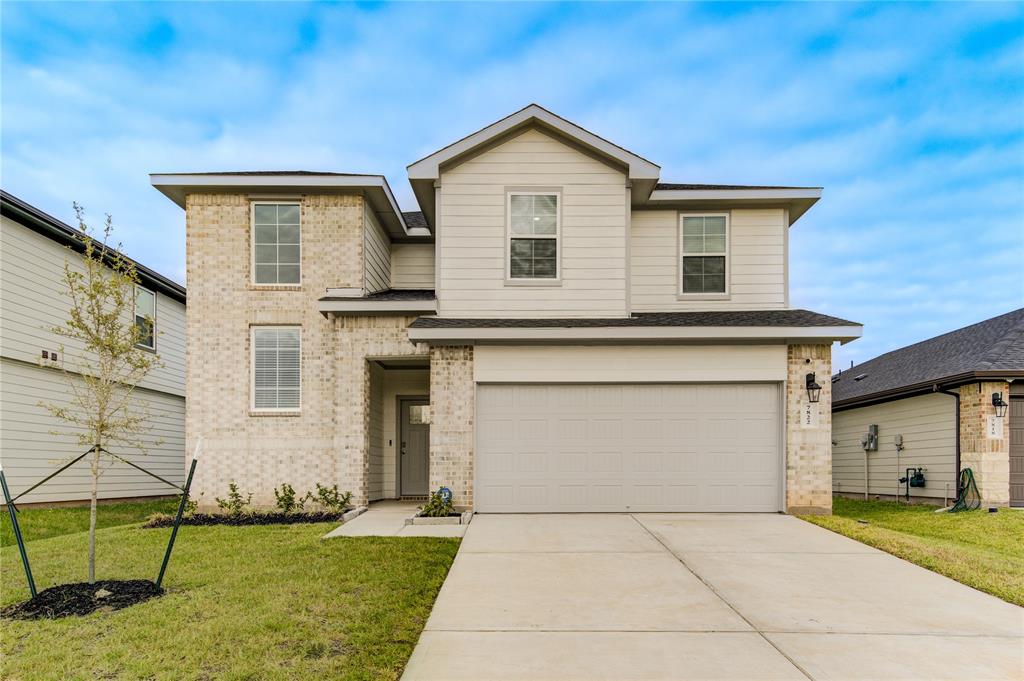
<box><xmin>2</xmin><ymin>1</ymin><xmax>1022</xmax><ymax>368</ymax></box>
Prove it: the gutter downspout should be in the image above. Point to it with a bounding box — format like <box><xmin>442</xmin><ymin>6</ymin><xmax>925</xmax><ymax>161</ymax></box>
<box><xmin>934</xmin><ymin>384</ymin><xmax>961</xmax><ymax>496</ymax></box>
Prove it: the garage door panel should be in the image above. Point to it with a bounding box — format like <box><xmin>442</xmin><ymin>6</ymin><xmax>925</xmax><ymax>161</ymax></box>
<box><xmin>476</xmin><ymin>383</ymin><xmax>782</xmax><ymax>513</ymax></box>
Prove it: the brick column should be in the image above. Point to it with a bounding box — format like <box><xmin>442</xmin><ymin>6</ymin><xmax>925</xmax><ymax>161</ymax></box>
<box><xmin>429</xmin><ymin>346</ymin><xmax>475</xmax><ymax>509</ymax></box>
<box><xmin>958</xmin><ymin>381</ymin><xmax>1010</xmax><ymax>506</ymax></box>
<box><xmin>785</xmin><ymin>344</ymin><xmax>833</xmax><ymax>514</ymax></box>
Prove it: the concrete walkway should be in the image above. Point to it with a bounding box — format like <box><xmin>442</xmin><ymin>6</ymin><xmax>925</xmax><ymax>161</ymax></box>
<box><xmin>323</xmin><ymin>500</ymin><xmax>466</xmax><ymax>538</ymax></box>
<box><xmin>402</xmin><ymin>513</ymin><xmax>1024</xmax><ymax>681</ymax></box>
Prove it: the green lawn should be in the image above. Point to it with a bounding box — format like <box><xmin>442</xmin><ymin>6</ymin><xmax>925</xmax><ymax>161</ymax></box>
<box><xmin>1</xmin><ymin>516</ymin><xmax>459</xmax><ymax>680</ymax></box>
<box><xmin>1</xmin><ymin>498</ymin><xmax>178</xmax><ymax>546</ymax></box>
<box><xmin>800</xmin><ymin>497</ymin><xmax>1024</xmax><ymax>606</ymax></box>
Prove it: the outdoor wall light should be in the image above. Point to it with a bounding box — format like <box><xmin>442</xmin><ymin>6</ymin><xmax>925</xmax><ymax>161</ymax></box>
<box><xmin>992</xmin><ymin>392</ymin><xmax>1008</xmax><ymax>418</ymax></box>
<box><xmin>805</xmin><ymin>373</ymin><xmax>822</xmax><ymax>403</ymax></box>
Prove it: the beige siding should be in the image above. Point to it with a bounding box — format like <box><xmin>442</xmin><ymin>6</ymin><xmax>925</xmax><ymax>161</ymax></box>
<box><xmin>363</xmin><ymin>209</ymin><xmax>390</xmax><ymax>293</ymax></box>
<box><xmin>474</xmin><ymin>345</ymin><xmax>787</xmax><ymax>383</ymax></box>
<box><xmin>0</xmin><ymin>216</ymin><xmax>186</xmax><ymax>397</ymax></box>
<box><xmin>0</xmin><ymin>358</ymin><xmax>185</xmax><ymax>503</ymax></box>
<box><xmin>390</xmin><ymin>243</ymin><xmax>435</xmax><ymax>290</ymax></box>
<box><xmin>630</xmin><ymin>208</ymin><xmax>787</xmax><ymax>311</ymax></box>
<box><xmin>832</xmin><ymin>393</ymin><xmax>957</xmax><ymax>500</ymax></box>
<box><xmin>438</xmin><ymin>127</ymin><xmax>628</xmax><ymax>318</ymax></box>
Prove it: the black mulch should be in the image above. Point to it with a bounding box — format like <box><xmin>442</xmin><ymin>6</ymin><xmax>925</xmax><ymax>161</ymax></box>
<box><xmin>143</xmin><ymin>511</ymin><xmax>349</xmax><ymax>528</ymax></box>
<box><xmin>2</xmin><ymin>580</ymin><xmax>163</xmax><ymax>620</ymax></box>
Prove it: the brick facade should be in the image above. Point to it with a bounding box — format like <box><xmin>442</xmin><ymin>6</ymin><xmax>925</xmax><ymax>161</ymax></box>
<box><xmin>428</xmin><ymin>346</ymin><xmax>475</xmax><ymax>509</ymax></box>
<box><xmin>185</xmin><ymin>192</ymin><xmax>365</xmax><ymax>507</ymax></box>
<box><xmin>785</xmin><ymin>343</ymin><xmax>833</xmax><ymax>514</ymax></box>
<box><xmin>958</xmin><ymin>380</ymin><xmax>1011</xmax><ymax>506</ymax></box>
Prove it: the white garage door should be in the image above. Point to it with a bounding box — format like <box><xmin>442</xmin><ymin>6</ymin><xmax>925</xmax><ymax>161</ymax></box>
<box><xmin>476</xmin><ymin>383</ymin><xmax>782</xmax><ymax>513</ymax></box>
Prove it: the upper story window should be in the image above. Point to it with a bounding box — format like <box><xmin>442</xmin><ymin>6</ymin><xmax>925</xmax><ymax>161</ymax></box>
<box><xmin>680</xmin><ymin>213</ymin><xmax>728</xmax><ymax>295</ymax></box>
<box><xmin>252</xmin><ymin>203</ymin><xmax>301</xmax><ymax>285</ymax></box>
<box><xmin>508</xmin><ymin>192</ymin><xmax>559</xmax><ymax>280</ymax></box>
<box><xmin>134</xmin><ymin>286</ymin><xmax>156</xmax><ymax>350</ymax></box>
<box><xmin>252</xmin><ymin>326</ymin><xmax>301</xmax><ymax>411</ymax></box>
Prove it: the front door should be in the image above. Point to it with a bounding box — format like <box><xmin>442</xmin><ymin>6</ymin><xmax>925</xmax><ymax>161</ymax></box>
<box><xmin>1010</xmin><ymin>397</ymin><xmax>1023</xmax><ymax>507</ymax></box>
<box><xmin>400</xmin><ymin>398</ymin><xmax>430</xmax><ymax>497</ymax></box>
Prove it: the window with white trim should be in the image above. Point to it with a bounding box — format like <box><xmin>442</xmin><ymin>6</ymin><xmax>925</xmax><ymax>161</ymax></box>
<box><xmin>508</xmin><ymin>192</ymin><xmax>559</xmax><ymax>279</ymax></box>
<box><xmin>253</xmin><ymin>203</ymin><xmax>301</xmax><ymax>285</ymax></box>
<box><xmin>680</xmin><ymin>214</ymin><xmax>728</xmax><ymax>294</ymax></box>
<box><xmin>252</xmin><ymin>327</ymin><xmax>301</xmax><ymax>411</ymax></box>
<box><xmin>134</xmin><ymin>286</ymin><xmax>156</xmax><ymax>350</ymax></box>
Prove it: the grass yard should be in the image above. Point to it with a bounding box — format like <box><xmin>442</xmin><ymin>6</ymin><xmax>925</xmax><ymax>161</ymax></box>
<box><xmin>1</xmin><ymin>516</ymin><xmax>459</xmax><ymax>680</ymax></box>
<box><xmin>1</xmin><ymin>497</ymin><xmax>178</xmax><ymax>546</ymax></box>
<box><xmin>800</xmin><ymin>497</ymin><xmax>1024</xmax><ymax>606</ymax></box>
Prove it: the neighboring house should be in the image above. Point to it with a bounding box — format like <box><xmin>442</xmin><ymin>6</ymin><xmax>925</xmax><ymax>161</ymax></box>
<box><xmin>832</xmin><ymin>309</ymin><xmax>1024</xmax><ymax>507</ymax></box>
<box><xmin>0</xmin><ymin>191</ymin><xmax>187</xmax><ymax>504</ymax></box>
<box><xmin>151</xmin><ymin>104</ymin><xmax>861</xmax><ymax>515</ymax></box>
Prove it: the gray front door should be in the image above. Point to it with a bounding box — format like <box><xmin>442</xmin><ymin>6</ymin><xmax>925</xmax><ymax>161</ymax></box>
<box><xmin>400</xmin><ymin>398</ymin><xmax>430</xmax><ymax>496</ymax></box>
<box><xmin>1011</xmin><ymin>397</ymin><xmax>1023</xmax><ymax>507</ymax></box>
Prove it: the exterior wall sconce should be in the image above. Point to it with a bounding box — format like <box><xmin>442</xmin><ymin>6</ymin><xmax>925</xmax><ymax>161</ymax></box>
<box><xmin>992</xmin><ymin>392</ymin><xmax>1008</xmax><ymax>418</ymax></box>
<box><xmin>805</xmin><ymin>373</ymin><xmax>822</xmax><ymax>403</ymax></box>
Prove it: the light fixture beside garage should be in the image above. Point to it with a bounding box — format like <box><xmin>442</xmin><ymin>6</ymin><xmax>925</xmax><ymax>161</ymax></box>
<box><xmin>805</xmin><ymin>373</ymin><xmax>822</xmax><ymax>403</ymax></box>
<box><xmin>992</xmin><ymin>392</ymin><xmax>1008</xmax><ymax>418</ymax></box>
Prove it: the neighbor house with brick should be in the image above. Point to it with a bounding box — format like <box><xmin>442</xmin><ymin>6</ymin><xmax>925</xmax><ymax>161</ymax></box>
<box><xmin>832</xmin><ymin>309</ymin><xmax>1024</xmax><ymax>507</ymax></box>
<box><xmin>1</xmin><ymin>190</ymin><xmax>186</xmax><ymax>503</ymax></box>
<box><xmin>152</xmin><ymin>104</ymin><xmax>862</xmax><ymax>515</ymax></box>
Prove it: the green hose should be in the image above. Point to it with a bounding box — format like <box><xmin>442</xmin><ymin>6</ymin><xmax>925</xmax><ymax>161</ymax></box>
<box><xmin>949</xmin><ymin>468</ymin><xmax>981</xmax><ymax>513</ymax></box>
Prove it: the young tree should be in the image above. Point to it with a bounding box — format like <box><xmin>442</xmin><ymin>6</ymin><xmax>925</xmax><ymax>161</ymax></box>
<box><xmin>43</xmin><ymin>204</ymin><xmax>160</xmax><ymax>583</ymax></box>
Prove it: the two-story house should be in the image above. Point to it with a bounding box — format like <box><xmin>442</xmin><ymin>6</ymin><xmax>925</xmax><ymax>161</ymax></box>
<box><xmin>152</xmin><ymin>105</ymin><xmax>861</xmax><ymax>515</ymax></box>
<box><xmin>1</xmin><ymin>190</ymin><xmax>187</xmax><ymax>504</ymax></box>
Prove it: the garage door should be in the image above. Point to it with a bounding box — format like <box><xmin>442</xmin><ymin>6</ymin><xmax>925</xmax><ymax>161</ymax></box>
<box><xmin>476</xmin><ymin>383</ymin><xmax>782</xmax><ymax>513</ymax></box>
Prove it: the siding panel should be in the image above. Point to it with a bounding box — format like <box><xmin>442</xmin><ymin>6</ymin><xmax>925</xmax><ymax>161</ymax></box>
<box><xmin>832</xmin><ymin>393</ymin><xmax>957</xmax><ymax>500</ymax></box>
<box><xmin>629</xmin><ymin>208</ymin><xmax>787</xmax><ymax>311</ymax></box>
<box><xmin>438</xmin><ymin>128</ymin><xmax>628</xmax><ymax>318</ymax></box>
<box><xmin>390</xmin><ymin>243</ymin><xmax>435</xmax><ymax>289</ymax></box>
<box><xmin>363</xmin><ymin>209</ymin><xmax>391</xmax><ymax>293</ymax></box>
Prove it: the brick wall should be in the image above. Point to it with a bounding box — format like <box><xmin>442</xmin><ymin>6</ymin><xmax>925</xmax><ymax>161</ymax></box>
<box><xmin>429</xmin><ymin>346</ymin><xmax>475</xmax><ymax>508</ymax></box>
<box><xmin>185</xmin><ymin>192</ymin><xmax>365</xmax><ymax>507</ymax></box>
<box><xmin>958</xmin><ymin>380</ymin><xmax>1010</xmax><ymax>506</ymax></box>
<box><xmin>785</xmin><ymin>343</ymin><xmax>833</xmax><ymax>514</ymax></box>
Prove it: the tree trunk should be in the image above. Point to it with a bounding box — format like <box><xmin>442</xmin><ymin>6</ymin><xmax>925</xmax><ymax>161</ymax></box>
<box><xmin>88</xmin><ymin>445</ymin><xmax>100</xmax><ymax>584</ymax></box>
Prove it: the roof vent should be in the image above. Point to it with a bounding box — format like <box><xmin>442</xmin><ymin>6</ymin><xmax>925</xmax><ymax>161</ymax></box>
<box><xmin>854</xmin><ymin>373</ymin><xmax>868</xmax><ymax>381</ymax></box>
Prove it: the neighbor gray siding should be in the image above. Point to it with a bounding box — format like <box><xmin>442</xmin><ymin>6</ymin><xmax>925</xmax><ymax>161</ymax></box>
<box><xmin>363</xmin><ymin>208</ymin><xmax>390</xmax><ymax>293</ymax></box>
<box><xmin>0</xmin><ymin>215</ymin><xmax>186</xmax><ymax>503</ymax></box>
<box><xmin>832</xmin><ymin>393</ymin><xmax>957</xmax><ymax>500</ymax></box>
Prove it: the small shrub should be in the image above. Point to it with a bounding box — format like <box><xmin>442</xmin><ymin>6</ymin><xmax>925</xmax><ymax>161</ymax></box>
<box><xmin>305</xmin><ymin>484</ymin><xmax>352</xmax><ymax>512</ymax></box>
<box><xmin>420</xmin><ymin>488</ymin><xmax>455</xmax><ymax>518</ymax></box>
<box><xmin>273</xmin><ymin>483</ymin><xmax>304</xmax><ymax>514</ymax></box>
<box><xmin>215</xmin><ymin>482</ymin><xmax>253</xmax><ymax>517</ymax></box>
<box><xmin>180</xmin><ymin>493</ymin><xmax>198</xmax><ymax>517</ymax></box>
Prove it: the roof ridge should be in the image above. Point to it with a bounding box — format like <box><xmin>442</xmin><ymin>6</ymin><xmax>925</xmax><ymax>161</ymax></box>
<box><xmin>979</xmin><ymin>309</ymin><xmax>1024</xmax><ymax>369</ymax></box>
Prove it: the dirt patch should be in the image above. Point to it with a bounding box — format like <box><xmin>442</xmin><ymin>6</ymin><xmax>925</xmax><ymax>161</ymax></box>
<box><xmin>143</xmin><ymin>511</ymin><xmax>348</xmax><ymax>528</ymax></box>
<box><xmin>2</xmin><ymin>580</ymin><xmax>163</xmax><ymax>620</ymax></box>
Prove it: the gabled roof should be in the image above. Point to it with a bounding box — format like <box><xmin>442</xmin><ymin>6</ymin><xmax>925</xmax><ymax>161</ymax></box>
<box><xmin>406</xmin><ymin>104</ymin><xmax>662</xmax><ymax>229</ymax></box>
<box><xmin>1</xmin><ymin>189</ymin><xmax>186</xmax><ymax>303</ymax></box>
<box><xmin>833</xmin><ymin>308</ymin><xmax>1024</xmax><ymax>408</ymax></box>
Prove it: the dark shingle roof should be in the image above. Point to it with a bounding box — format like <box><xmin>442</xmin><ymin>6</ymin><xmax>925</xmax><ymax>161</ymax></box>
<box><xmin>410</xmin><ymin>309</ymin><xmax>858</xmax><ymax>329</ymax></box>
<box><xmin>402</xmin><ymin>211</ymin><xmax>428</xmax><ymax>229</ymax></box>
<box><xmin>655</xmin><ymin>183</ymin><xmax>819</xmax><ymax>191</ymax></box>
<box><xmin>833</xmin><ymin>308</ymin><xmax>1024</xmax><ymax>406</ymax></box>
<box><xmin>320</xmin><ymin>289</ymin><xmax>435</xmax><ymax>302</ymax></box>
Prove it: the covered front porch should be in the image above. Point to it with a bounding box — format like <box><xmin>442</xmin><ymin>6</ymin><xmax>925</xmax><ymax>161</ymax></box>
<box><xmin>367</xmin><ymin>358</ymin><xmax>430</xmax><ymax>502</ymax></box>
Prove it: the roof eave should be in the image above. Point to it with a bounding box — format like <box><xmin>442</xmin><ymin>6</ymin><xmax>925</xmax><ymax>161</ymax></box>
<box><xmin>833</xmin><ymin>369</ymin><xmax>1024</xmax><ymax>411</ymax></box>
<box><xmin>149</xmin><ymin>173</ymin><xmax>424</xmax><ymax>239</ymax></box>
<box><xmin>407</xmin><ymin>324</ymin><xmax>863</xmax><ymax>345</ymax></box>
<box><xmin>318</xmin><ymin>299</ymin><xmax>438</xmax><ymax>316</ymax></box>
<box><xmin>644</xmin><ymin>188</ymin><xmax>822</xmax><ymax>226</ymax></box>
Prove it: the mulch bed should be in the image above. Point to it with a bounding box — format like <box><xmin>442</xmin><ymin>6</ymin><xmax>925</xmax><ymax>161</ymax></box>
<box><xmin>2</xmin><ymin>580</ymin><xmax>163</xmax><ymax>620</ymax></box>
<box><xmin>143</xmin><ymin>511</ymin><xmax>349</xmax><ymax>528</ymax></box>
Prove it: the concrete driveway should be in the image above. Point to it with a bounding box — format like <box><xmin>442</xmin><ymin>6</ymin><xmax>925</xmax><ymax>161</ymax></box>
<box><xmin>402</xmin><ymin>513</ymin><xmax>1023</xmax><ymax>681</ymax></box>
